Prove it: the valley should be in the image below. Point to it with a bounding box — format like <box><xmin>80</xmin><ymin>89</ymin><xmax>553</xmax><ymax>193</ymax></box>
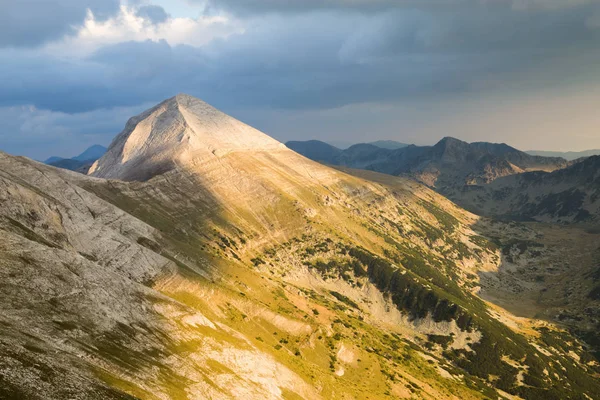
<box><xmin>476</xmin><ymin>221</ymin><xmax>600</xmax><ymax>350</ymax></box>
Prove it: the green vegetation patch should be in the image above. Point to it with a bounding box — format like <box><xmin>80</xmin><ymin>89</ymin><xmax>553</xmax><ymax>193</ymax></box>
<box><xmin>419</xmin><ymin>201</ymin><xmax>460</xmax><ymax>232</ymax></box>
<box><xmin>329</xmin><ymin>291</ymin><xmax>359</xmax><ymax>310</ymax></box>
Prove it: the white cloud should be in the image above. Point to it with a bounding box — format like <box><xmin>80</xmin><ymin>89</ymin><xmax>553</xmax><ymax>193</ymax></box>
<box><xmin>43</xmin><ymin>5</ymin><xmax>242</xmax><ymax>57</ymax></box>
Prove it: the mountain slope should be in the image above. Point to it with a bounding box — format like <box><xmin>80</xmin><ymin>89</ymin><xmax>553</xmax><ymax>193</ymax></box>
<box><xmin>1</xmin><ymin>95</ymin><xmax>598</xmax><ymax>399</ymax></box>
<box><xmin>3</xmin><ymin>151</ymin><xmax>494</xmax><ymax>400</ymax></box>
<box><xmin>43</xmin><ymin>156</ymin><xmax>64</xmax><ymax>164</ymax></box>
<box><xmin>47</xmin><ymin>158</ymin><xmax>95</xmax><ymax>174</ymax></box>
<box><xmin>73</xmin><ymin>144</ymin><xmax>107</xmax><ymax>162</ymax></box>
<box><xmin>0</xmin><ymin>153</ymin><xmax>171</xmax><ymax>399</ymax></box>
<box><xmin>448</xmin><ymin>155</ymin><xmax>600</xmax><ymax>223</ymax></box>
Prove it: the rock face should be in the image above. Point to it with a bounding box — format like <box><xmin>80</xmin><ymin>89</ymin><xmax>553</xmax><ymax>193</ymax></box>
<box><xmin>0</xmin><ymin>153</ymin><xmax>171</xmax><ymax>399</ymax></box>
<box><xmin>89</xmin><ymin>94</ymin><xmax>285</xmax><ymax>181</ymax></box>
<box><xmin>1</xmin><ymin>95</ymin><xmax>599</xmax><ymax>399</ymax></box>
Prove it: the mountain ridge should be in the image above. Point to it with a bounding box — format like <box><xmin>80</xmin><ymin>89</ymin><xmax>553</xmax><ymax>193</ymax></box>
<box><xmin>73</xmin><ymin>144</ymin><xmax>107</xmax><ymax>162</ymax></box>
<box><xmin>368</xmin><ymin>140</ymin><xmax>409</xmax><ymax>150</ymax></box>
<box><xmin>288</xmin><ymin>136</ymin><xmax>569</xmax><ymax>198</ymax></box>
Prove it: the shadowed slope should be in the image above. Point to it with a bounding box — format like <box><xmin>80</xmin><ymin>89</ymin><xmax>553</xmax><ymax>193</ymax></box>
<box><xmin>448</xmin><ymin>155</ymin><xmax>600</xmax><ymax>223</ymax></box>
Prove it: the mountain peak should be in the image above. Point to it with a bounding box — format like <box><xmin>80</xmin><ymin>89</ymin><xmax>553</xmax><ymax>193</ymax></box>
<box><xmin>88</xmin><ymin>94</ymin><xmax>285</xmax><ymax>181</ymax></box>
<box><xmin>436</xmin><ymin>136</ymin><xmax>468</xmax><ymax>146</ymax></box>
<box><xmin>169</xmin><ymin>92</ymin><xmax>209</xmax><ymax>108</ymax></box>
<box><xmin>432</xmin><ymin>136</ymin><xmax>470</xmax><ymax>160</ymax></box>
<box><xmin>173</xmin><ymin>92</ymin><xmax>199</xmax><ymax>101</ymax></box>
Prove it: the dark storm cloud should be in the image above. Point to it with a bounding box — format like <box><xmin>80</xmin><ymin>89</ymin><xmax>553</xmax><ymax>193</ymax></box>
<box><xmin>0</xmin><ymin>24</ymin><xmax>460</xmax><ymax>113</ymax></box>
<box><xmin>205</xmin><ymin>0</ymin><xmax>599</xmax><ymax>15</ymax></box>
<box><xmin>135</xmin><ymin>5</ymin><xmax>169</xmax><ymax>24</ymax></box>
<box><xmin>336</xmin><ymin>5</ymin><xmax>600</xmax><ymax>57</ymax></box>
<box><xmin>0</xmin><ymin>40</ymin><xmax>213</xmax><ymax>113</ymax></box>
<box><xmin>4</xmin><ymin>0</ymin><xmax>599</xmax><ymax>114</ymax></box>
<box><xmin>0</xmin><ymin>0</ymin><xmax>120</xmax><ymax>47</ymax></box>
<box><xmin>205</xmin><ymin>0</ymin><xmax>402</xmax><ymax>14</ymax></box>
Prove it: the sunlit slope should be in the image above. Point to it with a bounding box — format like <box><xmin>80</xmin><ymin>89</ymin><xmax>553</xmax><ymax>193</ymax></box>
<box><xmin>84</xmin><ymin>149</ymin><xmax>600</xmax><ymax>399</ymax></box>
<box><xmin>0</xmin><ymin>150</ymin><xmax>491</xmax><ymax>399</ymax></box>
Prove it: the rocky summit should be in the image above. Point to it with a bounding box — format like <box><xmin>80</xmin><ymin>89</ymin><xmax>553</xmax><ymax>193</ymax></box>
<box><xmin>89</xmin><ymin>94</ymin><xmax>286</xmax><ymax>181</ymax></box>
<box><xmin>0</xmin><ymin>95</ymin><xmax>599</xmax><ymax>400</ymax></box>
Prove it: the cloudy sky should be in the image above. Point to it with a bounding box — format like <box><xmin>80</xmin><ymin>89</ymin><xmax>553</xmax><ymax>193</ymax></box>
<box><xmin>1</xmin><ymin>0</ymin><xmax>600</xmax><ymax>159</ymax></box>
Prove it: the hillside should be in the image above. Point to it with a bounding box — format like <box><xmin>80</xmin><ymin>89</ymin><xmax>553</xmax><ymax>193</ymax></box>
<box><xmin>0</xmin><ymin>95</ymin><xmax>598</xmax><ymax>399</ymax></box>
<box><xmin>447</xmin><ymin>155</ymin><xmax>600</xmax><ymax>223</ymax></box>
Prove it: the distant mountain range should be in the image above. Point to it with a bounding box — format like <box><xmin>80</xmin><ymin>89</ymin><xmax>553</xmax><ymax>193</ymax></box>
<box><xmin>526</xmin><ymin>149</ymin><xmax>600</xmax><ymax>161</ymax></box>
<box><xmin>287</xmin><ymin>137</ymin><xmax>568</xmax><ymax>189</ymax></box>
<box><xmin>285</xmin><ymin>140</ymin><xmax>342</xmax><ymax>164</ymax></box>
<box><xmin>367</xmin><ymin>140</ymin><xmax>409</xmax><ymax>149</ymax></box>
<box><xmin>44</xmin><ymin>145</ymin><xmax>107</xmax><ymax>173</ymax></box>
<box><xmin>319</xmin><ymin>139</ymin><xmax>409</xmax><ymax>150</ymax></box>
<box><xmin>287</xmin><ymin>138</ymin><xmax>600</xmax><ymax>223</ymax></box>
